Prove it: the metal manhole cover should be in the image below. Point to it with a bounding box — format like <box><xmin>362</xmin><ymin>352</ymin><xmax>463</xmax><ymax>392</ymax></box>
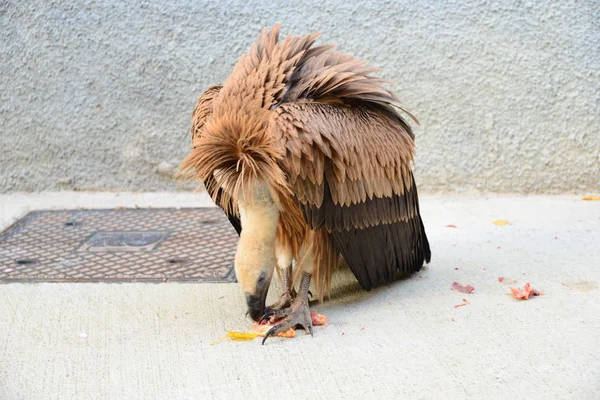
<box><xmin>0</xmin><ymin>208</ymin><xmax>239</xmax><ymax>283</ymax></box>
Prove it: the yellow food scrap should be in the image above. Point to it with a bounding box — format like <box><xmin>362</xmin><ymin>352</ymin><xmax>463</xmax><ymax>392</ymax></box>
<box><xmin>209</xmin><ymin>332</ymin><xmax>258</xmax><ymax>345</ymax></box>
<box><xmin>226</xmin><ymin>331</ymin><xmax>261</xmax><ymax>341</ymax></box>
<box><xmin>493</xmin><ymin>219</ymin><xmax>509</xmax><ymax>226</ymax></box>
<box><xmin>582</xmin><ymin>196</ymin><xmax>600</xmax><ymax>201</ymax></box>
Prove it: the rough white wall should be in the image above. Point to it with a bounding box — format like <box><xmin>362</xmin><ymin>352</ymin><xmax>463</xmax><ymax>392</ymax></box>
<box><xmin>1</xmin><ymin>0</ymin><xmax>598</xmax><ymax>193</ymax></box>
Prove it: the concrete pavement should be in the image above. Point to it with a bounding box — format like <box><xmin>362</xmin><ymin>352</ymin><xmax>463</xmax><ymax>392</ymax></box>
<box><xmin>0</xmin><ymin>192</ymin><xmax>599</xmax><ymax>399</ymax></box>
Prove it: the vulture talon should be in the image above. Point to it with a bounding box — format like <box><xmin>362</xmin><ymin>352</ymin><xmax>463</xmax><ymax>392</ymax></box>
<box><xmin>259</xmin><ymin>310</ymin><xmax>275</xmax><ymax>324</ymax></box>
<box><xmin>262</xmin><ymin>327</ymin><xmax>277</xmax><ymax>345</ymax></box>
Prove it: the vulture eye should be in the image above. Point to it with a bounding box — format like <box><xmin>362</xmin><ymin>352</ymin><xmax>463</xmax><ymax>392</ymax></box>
<box><xmin>257</xmin><ymin>273</ymin><xmax>267</xmax><ymax>285</ymax></box>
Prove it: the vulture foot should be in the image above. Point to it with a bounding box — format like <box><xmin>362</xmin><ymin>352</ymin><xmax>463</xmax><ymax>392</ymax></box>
<box><xmin>261</xmin><ymin>272</ymin><xmax>313</xmax><ymax>345</ymax></box>
<box><xmin>265</xmin><ymin>265</ymin><xmax>310</xmax><ymax>313</ymax></box>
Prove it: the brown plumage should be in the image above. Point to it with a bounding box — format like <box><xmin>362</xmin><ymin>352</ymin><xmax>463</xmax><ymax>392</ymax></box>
<box><xmin>181</xmin><ymin>25</ymin><xmax>430</xmax><ymax>335</ymax></box>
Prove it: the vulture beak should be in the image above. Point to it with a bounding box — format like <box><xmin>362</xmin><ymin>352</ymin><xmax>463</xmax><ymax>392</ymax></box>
<box><xmin>245</xmin><ymin>271</ymin><xmax>271</xmax><ymax>321</ymax></box>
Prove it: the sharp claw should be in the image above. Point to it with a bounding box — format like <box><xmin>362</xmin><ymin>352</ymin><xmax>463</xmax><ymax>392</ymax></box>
<box><xmin>308</xmin><ymin>325</ymin><xmax>314</xmax><ymax>337</ymax></box>
<box><xmin>262</xmin><ymin>327</ymin><xmax>276</xmax><ymax>345</ymax></box>
<box><xmin>308</xmin><ymin>290</ymin><xmax>313</xmax><ymax>299</ymax></box>
<box><xmin>259</xmin><ymin>310</ymin><xmax>274</xmax><ymax>324</ymax></box>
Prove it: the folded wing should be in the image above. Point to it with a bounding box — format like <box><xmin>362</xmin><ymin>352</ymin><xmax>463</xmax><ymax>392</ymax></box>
<box><xmin>270</xmin><ymin>101</ymin><xmax>430</xmax><ymax>290</ymax></box>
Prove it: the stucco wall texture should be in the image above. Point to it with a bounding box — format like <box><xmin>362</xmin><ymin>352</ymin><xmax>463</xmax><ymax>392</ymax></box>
<box><xmin>1</xmin><ymin>1</ymin><xmax>598</xmax><ymax>193</ymax></box>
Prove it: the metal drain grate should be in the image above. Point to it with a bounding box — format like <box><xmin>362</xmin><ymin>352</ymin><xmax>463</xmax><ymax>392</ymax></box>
<box><xmin>0</xmin><ymin>208</ymin><xmax>239</xmax><ymax>283</ymax></box>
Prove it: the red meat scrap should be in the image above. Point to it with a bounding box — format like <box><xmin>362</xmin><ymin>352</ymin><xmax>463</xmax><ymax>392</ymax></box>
<box><xmin>510</xmin><ymin>283</ymin><xmax>541</xmax><ymax>300</ymax></box>
<box><xmin>451</xmin><ymin>282</ymin><xmax>475</xmax><ymax>294</ymax></box>
<box><xmin>310</xmin><ymin>311</ymin><xmax>328</xmax><ymax>326</ymax></box>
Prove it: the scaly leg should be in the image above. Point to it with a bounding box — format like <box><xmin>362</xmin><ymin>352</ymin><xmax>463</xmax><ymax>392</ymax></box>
<box><xmin>261</xmin><ymin>233</ymin><xmax>316</xmax><ymax>344</ymax></box>
<box><xmin>264</xmin><ymin>241</ymin><xmax>295</xmax><ymax>312</ymax></box>
<box><xmin>264</xmin><ymin>264</ymin><xmax>295</xmax><ymax>311</ymax></box>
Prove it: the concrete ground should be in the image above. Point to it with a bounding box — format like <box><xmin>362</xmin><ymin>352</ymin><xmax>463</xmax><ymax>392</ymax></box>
<box><xmin>0</xmin><ymin>192</ymin><xmax>598</xmax><ymax>399</ymax></box>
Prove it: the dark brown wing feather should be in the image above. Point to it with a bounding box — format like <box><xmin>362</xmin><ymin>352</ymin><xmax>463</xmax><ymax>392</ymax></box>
<box><xmin>300</xmin><ymin>176</ymin><xmax>430</xmax><ymax>290</ymax></box>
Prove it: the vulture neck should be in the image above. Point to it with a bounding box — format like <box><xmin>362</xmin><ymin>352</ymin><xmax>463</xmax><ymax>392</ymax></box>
<box><xmin>234</xmin><ymin>183</ymin><xmax>280</xmax><ymax>294</ymax></box>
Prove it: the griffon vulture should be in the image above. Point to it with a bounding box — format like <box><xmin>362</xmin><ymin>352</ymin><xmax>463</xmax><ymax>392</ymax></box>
<box><xmin>181</xmin><ymin>25</ymin><xmax>431</xmax><ymax>343</ymax></box>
